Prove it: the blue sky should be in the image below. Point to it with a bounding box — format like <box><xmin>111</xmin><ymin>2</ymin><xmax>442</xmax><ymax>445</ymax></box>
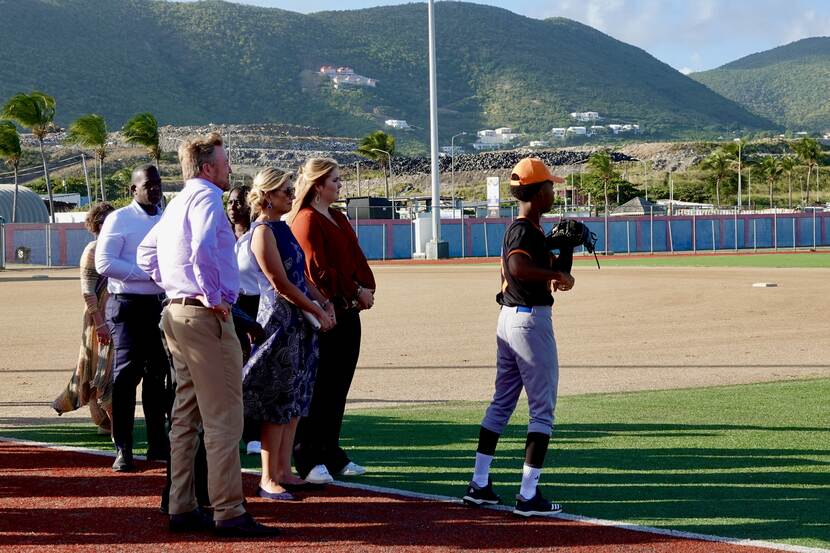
<box><xmin>177</xmin><ymin>0</ymin><xmax>830</xmax><ymax>72</ymax></box>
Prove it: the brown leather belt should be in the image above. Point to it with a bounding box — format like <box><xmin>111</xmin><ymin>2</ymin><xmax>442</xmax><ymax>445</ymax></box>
<box><xmin>169</xmin><ymin>297</ymin><xmax>204</xmax><ymax>307</ymax></box>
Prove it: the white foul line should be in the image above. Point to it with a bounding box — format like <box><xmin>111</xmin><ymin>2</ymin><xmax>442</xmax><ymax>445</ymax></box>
<box><xmin>1</xmin><ymin>436</ymin><xmax>828</xmax><ymax>553</ymax></box>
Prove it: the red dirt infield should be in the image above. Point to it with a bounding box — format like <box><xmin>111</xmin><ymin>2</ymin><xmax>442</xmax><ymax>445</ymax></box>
<box><xmin>0</xmin><ymin>440</ymin><xmax>792</xmax><ymax>553</ymax></box>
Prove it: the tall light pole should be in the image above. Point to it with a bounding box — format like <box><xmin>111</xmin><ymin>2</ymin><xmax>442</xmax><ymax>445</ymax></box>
<box><xmin>450</xmin><ymin>131</ymin><xmax>466</xmax><ymax>217</ymax></box>
<box><xmin>370</xmin><ymin>148</ymin><xmax>392</xmax><ymax>199</ymax></box>
<box><xmin>354</xmin><ymin>160</ymin><xmax>361</xmax><ymax>197</ymax></box>
<box><xmin>426</xmin><ymin>0</ymin><xmax>447</xmax><ymax>258</ymax></box>
<box><xmin>734</xmin><ymin>138</ymin><xmax>742</xmax><ymax>209</ymax></box>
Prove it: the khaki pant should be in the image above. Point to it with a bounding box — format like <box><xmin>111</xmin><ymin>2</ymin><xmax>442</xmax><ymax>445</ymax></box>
<box><xmin>161</xmin><ymin>303</ymin><xmax>245</xmax><ymax>521</ymax></box>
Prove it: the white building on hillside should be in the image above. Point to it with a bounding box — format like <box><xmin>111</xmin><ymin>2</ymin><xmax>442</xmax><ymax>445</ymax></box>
<box><xmin>385</xmin><ymin>119</ymin><xmax>410</xmax><ymax>129</ymax></box>
<box><xmin>566</xmin><ymin>126</ymin><xmax>587</xmax><ymax>136</ymax></box>
<box><xmin>474</xmin><ymin>127</ymin><xmax>520</xmax><ymax>149</ymax></box>
<box><xmin>529</xmin><ymin>140</ymin><xmax>550</xmax><ymax>148</ymax></box>
<box><xmin>551</xmin><ymin>127</ymin><xmax>567</xmax><ymax>139</ymax></box>
<box><xmin>320</xmin><ymin>65</ymin><xmax>377</xmax><ymax>88</ymax></box>
<box><xmin>570</xmin><ymin>111</ymin><xmax>600</xmax><ymax>122</ymax></box>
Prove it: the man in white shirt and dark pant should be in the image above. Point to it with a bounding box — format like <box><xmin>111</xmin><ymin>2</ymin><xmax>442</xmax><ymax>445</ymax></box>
<box><xmin>95</xmin><ymin>165</ymin><xmax>171</xmax><ymax>472</ymax></box>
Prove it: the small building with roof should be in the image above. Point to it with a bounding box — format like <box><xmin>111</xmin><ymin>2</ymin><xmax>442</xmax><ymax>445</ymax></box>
<box><xmin>611</xmin><ymin>196</ymin><xmax>666</xmax><ymax>216</ymax></box>
<box><xmin>0</xmin><ymin>184</ymin><xmax>50</xmax><ymax>223</ymax></box>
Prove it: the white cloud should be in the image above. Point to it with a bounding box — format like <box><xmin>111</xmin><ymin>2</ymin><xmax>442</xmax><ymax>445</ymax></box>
<box><xmin>679</xmin><ymin>67</ymin><xmax>694</xmax><ymax>75</ymax></box>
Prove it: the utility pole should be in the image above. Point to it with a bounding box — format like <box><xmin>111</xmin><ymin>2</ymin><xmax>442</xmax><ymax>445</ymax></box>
<box><xmin>426</xmin><ymin>0</ymin><xmax>447</xmax><ymax>258</ymax></box>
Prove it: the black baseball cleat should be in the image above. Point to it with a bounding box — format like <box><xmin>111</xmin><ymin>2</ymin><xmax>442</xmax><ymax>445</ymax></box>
<box><xmin>513</xmin><ymin>487</ymin><xmax>563</xmax><ymax>517</ymax></box>
<box><xmin>462</xmin><ymin>478</ymin><xmax>502</xmax><ymax>506</ymax></box>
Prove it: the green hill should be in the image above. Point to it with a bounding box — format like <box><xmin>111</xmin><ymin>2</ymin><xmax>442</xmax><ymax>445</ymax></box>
<box><xmin>693</xmin><ymin>37</ymin><xmax>830</xmax><ymax>131</ymax></box>
<box><xmin>0</xmin><ymin>0</ymin><xmax>774</xmax><ymax>148</ymax></box>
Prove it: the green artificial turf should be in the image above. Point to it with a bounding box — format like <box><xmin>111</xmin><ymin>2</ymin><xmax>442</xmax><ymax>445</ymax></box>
<box><xmin>3</xmin><ymin>379</ymin><xmax>828</xmax><ymax>548</ymax></box>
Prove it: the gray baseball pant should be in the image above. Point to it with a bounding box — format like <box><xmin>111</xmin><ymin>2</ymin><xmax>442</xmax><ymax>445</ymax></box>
<box><xmin>481</xmin><ymin>305</ymin><xmax>559</xmax><ymax>436</ymax></box>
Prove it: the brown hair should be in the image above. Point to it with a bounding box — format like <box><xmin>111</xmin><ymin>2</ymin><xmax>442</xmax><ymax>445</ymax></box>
<box><xmin>85</xmin><ymin>202</ymin><xmax>115</xmax><ymax>235</ymax></box>
<box><xmin>287</xmin><ymin>157</ymin><xmax>339</xmax><ymax>224</ymax></box>
<box><xmin>248</xmin><ymin>167</ymin><xmax>295</xmax><ymax>219</ymax></box>
<box><xmin>179</xmin><ymin>132</ymin><xmax>223</xmax><ymax>181</ymax></box>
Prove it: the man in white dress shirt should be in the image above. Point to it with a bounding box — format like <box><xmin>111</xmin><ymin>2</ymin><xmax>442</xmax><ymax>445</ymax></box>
<box><xmin>95</xmin><ymin>165</ymin><xmax>170</xmax><ymax>472</ymax></box>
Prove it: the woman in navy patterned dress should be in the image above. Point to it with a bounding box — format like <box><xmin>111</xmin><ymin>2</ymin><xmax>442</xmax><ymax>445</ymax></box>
<box><xmin>242</xmin><ymin>168</ymin><xmax>336</xmax><ymax>501</ymax></box>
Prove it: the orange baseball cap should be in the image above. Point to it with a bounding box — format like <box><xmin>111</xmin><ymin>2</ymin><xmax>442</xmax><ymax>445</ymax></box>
<box><xmin>509</xmin><ymin>157</ymin><xmax>565</xmax><ymax>186</ymax></box>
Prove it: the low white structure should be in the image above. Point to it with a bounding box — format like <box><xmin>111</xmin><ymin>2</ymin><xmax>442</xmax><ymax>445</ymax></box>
<box><xmin>529</xmin><ymin>140</ymin><xmax>549</xmax><ymax>148</ymax></box>
<box><xmin>550</xmin><ymin>127</ymin><xmax>566</xmax><ymax>139</ymax></box>
<box><xmin>589</xmin><ymin>125</ymin><xmax>606</xmax><ymax>134</ymax></box>
<box><xmin>566</xmin><ymin>126</ymin><xmax>587</xmax><ymax>136</ymax></box>
<box><xmin>332</xmin><ymin>74</ymin><xmax>377</xmax><ymax>88</ymax></box>
<box><xmin>570</xmin><ymin>111</ymin><xmax>600</xmax><ymax>122</ymax></box>
<box><xmin>472</xmin><ymin>142</ymin><xmax>501</xmax><ymax>151</ymax></box>
<box><xmin>385</xmin><ymin>119</ymin><xmax>410</xmax><ymax>129</ymax></box>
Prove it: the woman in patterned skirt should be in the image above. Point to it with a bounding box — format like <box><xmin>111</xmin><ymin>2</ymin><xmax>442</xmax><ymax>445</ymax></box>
<box><xmin>243</xmin><ymin>168</ymin><xmax>336</xmax><ymax>501</ymax></box>
<box><xmin>52</xmin><ymin>202</ymin><xmax>116</xmax><ymax>432</ymax></box>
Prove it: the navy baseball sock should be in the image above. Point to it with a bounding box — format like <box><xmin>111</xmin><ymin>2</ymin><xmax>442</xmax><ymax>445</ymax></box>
<box><xmin>520</xmin><ymin>433</ymin><xmax>551</xmax><ymax>499</ymax></box>
<box><xmin>473</xmin><ymin>427</ymin><xmax>501</xmax><ymax>486</ymax></box>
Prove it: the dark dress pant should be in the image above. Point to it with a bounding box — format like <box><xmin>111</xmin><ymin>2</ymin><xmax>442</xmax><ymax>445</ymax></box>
<box><xmin>294</xmin><ymin>308</ymin><xmax>361</xmax><ymax>477</ymax></box>
<box><xmin>106</xmin><ymin>293</ymin><xmax>171</xmax><ymax>455</ymax></box>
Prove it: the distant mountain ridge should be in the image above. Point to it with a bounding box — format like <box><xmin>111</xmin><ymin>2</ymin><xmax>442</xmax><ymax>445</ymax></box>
<box><xmin>693</xmin><ymin>37</ymin><xmax>830</xmax><ymax>131</ymax></box>
<box><xmin>0</xmin><ymin>0</ymin><xmax>774</xmax><ymax>147</ymax></box>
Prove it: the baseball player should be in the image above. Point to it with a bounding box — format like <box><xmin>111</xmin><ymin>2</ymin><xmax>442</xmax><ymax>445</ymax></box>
<box><xmin>462</xmin><ymin>157</ymin><xmax>574</xmax><ymax>517</ymax></box>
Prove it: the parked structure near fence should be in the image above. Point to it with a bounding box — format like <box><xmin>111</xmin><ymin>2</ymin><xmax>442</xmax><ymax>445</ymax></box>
<box><xmin>2</xmin><ymin>209</ymin><xmax>829</xmax><ymax>268</ymax></box>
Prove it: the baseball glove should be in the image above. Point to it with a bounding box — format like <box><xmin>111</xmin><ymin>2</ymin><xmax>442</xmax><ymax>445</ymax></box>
<box><xmin>545</xmin><ymin>219</ymin><xmax>600</xmax><ymax>269</ymax></box>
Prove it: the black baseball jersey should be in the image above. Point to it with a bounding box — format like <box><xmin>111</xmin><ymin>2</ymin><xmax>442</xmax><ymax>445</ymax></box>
<box><xmin>496</xmin><ymin>218</ymin><xmax>554</xmax><ymax>307</ymax></box>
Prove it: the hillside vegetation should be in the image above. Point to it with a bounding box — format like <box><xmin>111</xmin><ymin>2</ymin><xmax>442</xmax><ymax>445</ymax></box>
<box><xmin>693</xmin><ymin>37</ymin><xmax>830</xmax><ymax>131</ymax></box>
<box><xmin>0</xmin><ymin>0</ymin><xmax>774</xmax><ymax>148</ymax></box>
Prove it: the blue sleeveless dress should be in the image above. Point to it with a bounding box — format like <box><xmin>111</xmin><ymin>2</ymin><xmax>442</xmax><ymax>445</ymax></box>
<box><xmin>242</xmin><ymin>220</ymin><xmax>319</xmax><ymax>424</ymax></box>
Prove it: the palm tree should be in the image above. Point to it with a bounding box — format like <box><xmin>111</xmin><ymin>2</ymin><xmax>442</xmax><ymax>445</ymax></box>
<box><xmin>587</xmin><ymin>150</ymin><xmax>617</xmax><ymax>211</ymax></box>
<box><xmin>779</xmin><ymin>155</ymin><xmax>797</xmax><ymax>208</ymax></box>
<box><xmin>356</xmin><ymin>130</ymin><xmax>396</xmax><ymax>198</ymax></box>
<box><xmin>700</xmin><ymin>149</ymin><xmax>731</xmax><ymax>207</ymax></box>
<box><xmin>792</xmin><ymin>138</ymin><xmax>822</xmax><ymax>204</ymax></box>
<box><xmin>67</xmin><ymin>114</ymin><xmax>109</xmax><ymax>201</ymax></box>
<box><xmin>757</xmin><ymin>156</ymin><xmax>783</xmax><ymax>208</ymax></box>
<box><xmin>1</xmin><ymin>92</ymin><xmax>57</xmax><ymax>222</ymax></box>
<box><xmin>122</xmin><ymin>112</ymin><xmax>161</xmax><ymax>169</ymax></box>
<box><xmin>0</xmin><ymin>121</ymin><xmax>22</xmax><ymax>222</ymax></box>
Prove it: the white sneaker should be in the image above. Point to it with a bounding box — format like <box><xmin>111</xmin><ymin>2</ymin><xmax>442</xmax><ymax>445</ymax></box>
<box><xmin>339</xmin><ymin>461</ymin><xmax>366</xmax><ymax>476</ymax></box>
<box><xmin>305</xmin><ymin>464</ymin><xmax>334</xmax><ymax>484</ymax></box>
<box><xmin>246</xmin><ymin>441</ymin><xmax>261</xmax><ymax>455</ymax></box>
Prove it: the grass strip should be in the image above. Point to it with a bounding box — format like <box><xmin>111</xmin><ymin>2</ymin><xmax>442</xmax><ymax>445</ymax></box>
<box><xmin>3</xmin><ymin>378</ymin><xmax>828</xmax><ymax>548</ymax></box>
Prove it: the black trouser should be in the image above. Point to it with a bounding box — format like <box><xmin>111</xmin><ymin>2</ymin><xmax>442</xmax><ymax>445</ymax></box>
<box><xmin>106</xmin><ymin>293</ymin><xmax>171</xmax><ymax>454</ymax></box>
<box><xmin>234</xmin><ymin>293</ymin><xmax>262</xmax><ymax>444</ymax></box>
<box><xmin>294</xmin><ymin>308</ymin><xmax>362</xmax><ymax>477</ymax></box>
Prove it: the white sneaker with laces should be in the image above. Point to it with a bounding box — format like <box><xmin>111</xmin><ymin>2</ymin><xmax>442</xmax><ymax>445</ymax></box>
<box><xmin>339</xmin><ymin>461</ymin><xmax>367</xmax><ymax>476</ymax></box>
<box><xmin>246</xmin><ymin>441</ymin><xmax>261</xmax><ymax>455</ymax></box>
<box><xmin>305</xmin><ymin>464</ymin><xmax>335</xmax><ymax>484</ymax></box>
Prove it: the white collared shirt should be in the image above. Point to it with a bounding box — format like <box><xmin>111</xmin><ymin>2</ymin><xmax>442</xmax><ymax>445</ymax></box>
<box><xmin>95</xmin><ymin>200</ymin><xmax>164</xmax><ymax>295</ymax></box>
